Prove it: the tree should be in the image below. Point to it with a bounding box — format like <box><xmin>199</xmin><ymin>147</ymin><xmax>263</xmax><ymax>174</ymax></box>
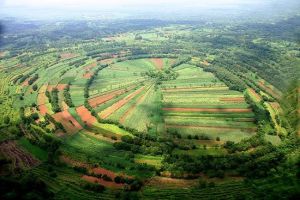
<box><xmin>3</xmin><ymin>116</ymin><xmax>10</xmax><ymax>124</ymax></box>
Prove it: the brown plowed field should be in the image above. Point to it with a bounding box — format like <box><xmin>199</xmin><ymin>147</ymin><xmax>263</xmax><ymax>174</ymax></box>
<box><xmin>100</xmin><ymin>86</ymin><xmax>145</xmax><ymax>119</ymax></box>
<box><xmin>247</xmin><ymin>88</ymin><xmax>262</xmax><ymax>102</ymax></box>
<box><xmin>83</xmin><ymin>72</ymin><xmax>93</xmax><ymax>79</ymax></box>
<box><xmin>82</xmin><ymin>175</ymin><xmax>124</xmax><ymax>188</ymax></box>
<box><xmin>47</xmin><ymin>84</ymin><xmax>67</xmax><ymax>91</ymax></box>
<box><xmin>76</xmin><ymin>106</ymin><xmax>97</xmax><ymax>126</ymax></box>
<box><xmin>38</xmin><ymin>105</ymin><xmax>48</xmax><ymax>116</ymax></box>
<box><xmin>88</xmin><ymin>85</ymin><xmax>136</xmax><ymax>108</ymax></box>
<box><xmin>151</xmin><ymin>58</ymin><xmax>164</xmax><ymax>70</ymax></box>
<box><xmin>60</xmin><ymin>53</ymin><xmax>78</xmax><ymax>59</ymax></box>
<box><xmin>219</xmin><ymin>97</ymin><xmax>245</xmax><ymax>102</ymax></box>
<box><xmin>258</xmin><ymin>80</ymin><xmax>281</xmax><ymax>99</ymax></box>
<box><xmin>52</xmin><ymin>110</ymin><xmax>83</xmax><ymax>133</ymax></box>
<box><xmin>61</xmin><ymin>155</ymin><xmax>130</xmax><ymax>188</ymax></box>
<box><xmin>162</xmin><ymin>107</ymin><xmax>252</xmax><ymax>113</ymax></box>
<box><xmin>0</xmin><ymin>141</ymin><xmax>39</xmax><ymax>171</ymax></box>
<box><xmin>83</xmin><ymin>62</ymin><xmax>97</xmax><ymax>70</ymax></box>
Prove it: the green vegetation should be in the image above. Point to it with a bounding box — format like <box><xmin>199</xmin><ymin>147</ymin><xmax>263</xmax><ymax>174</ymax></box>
<box><xmin>0</xmin><ymin>13</ymin><xmax>299</xmax><ymax>200</ymax></box>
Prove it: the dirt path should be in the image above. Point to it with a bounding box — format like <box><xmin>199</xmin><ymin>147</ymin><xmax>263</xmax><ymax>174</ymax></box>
<box><xmin>99</xmin><ymin>86</ymin><xmax>145</xmax><ymax>119</ymax></box>
<box><xmin>162</xmin><ymin>107</ymin><xmax>252</xmax><ymax>113</ymax></box>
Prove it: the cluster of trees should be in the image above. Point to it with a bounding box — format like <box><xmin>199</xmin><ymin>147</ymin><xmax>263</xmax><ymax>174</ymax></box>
<box><xmin>63</xmin><ymin>85</ymin><xmax>74</xmax><ymax>107</ymax></box>
<box><xmin>68</xmin><ymin>57</ymin><xmax>88</xmax><ymax>67</ymax></box>
<box><xmin>18</xmin><ymin>71</ymin><xmax>35</xmax><ymax>84</ymax></box>
<box><xmin>0</xmin><ymin>174</ymin><xmax>53</xmax><ymax>200</ymax></box>
<box><xmin>203</xmin><ymin>66</ymin><xmax>247</xmax><ymax>92</ymax></box>
<box><xmin>44</xmin><ymin>113</ymin><xmax>65</xmax><ymax>133</ymax></box>
<box><xmin>171</xmin><ymin>57</ymin><xmax>191</xmax><ymax>68</ymax></box>
<box><xmin>28</xmin><ymin>74</ymin><xmax>39</xmax><ymax>85</ymax></box>
<box><xmin>143</xmin><ymin>69</ymin><xmax>178</xmax><ymax>83</ymax></box>
<box><xmin>47</xmin><ymin>89</ymin><xmax>61</xmax><ymax>113</ymax></box>
<box><xmin>162</xmin><ymin>142</ymin><xmax>285</xmax><ymax>179</ymax></box>
<box><xmin>84</xmin><ymin>65</ymin><xmax>107</xmax><ymax>98</ymax></box>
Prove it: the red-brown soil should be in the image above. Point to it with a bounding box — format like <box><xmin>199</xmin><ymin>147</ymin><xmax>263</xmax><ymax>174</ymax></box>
<box><xmin>60</xmin><ymin>156</ymin><xmax>130</xmax><ymax>188</ymax></box>
<box><xmin>47</xmin><ymin>84</ymin><xmax>67</xmax><ymax>92</ymax></box>
<box><xmin>52</xmin><ymin>110</ymin><xmax>83</xmax><ymax>133</ymax></box>
<box><xmin>247</xmin><ymin>88</ymin><xmax>262</xmax><ymax>102</ymax></box>
<box><xmin>258</xmin><ymin>80</ymin><xmax>281</xmax><ymax>99</ymax></box>
<box><xmin>60</xmin><ymin>53</ymin><xmax>78</xmax><ymax>59</ymax></box>
<box><xmin>38</xmin><ymin>105</ymin><xmax>48</xmax><ymax>116</ymax></box>
<box><xmin>88</xmin><ymin>86</ymin><xmax>136</xmax><ymax>108</ymax></box>
<box><xmin>219</xmin><ymin>97</ymin><xmax>245</xmax><ymax>102</ymax></box>
<box><xmin>162</xmin><ymin>107</ymin><xmax>252</xmax><ymax>113</ymax></box>
<box><xmin>76</xmin><ymin>106</ymin><xmax>97</xmax><ymax>126</ymax></box>
<box><xmin>83</xmin><ymin>62</ymin><xmax>97</xmax><ymax>70</ymax></box>
<box><xmin>100</xmin><ymin>86</ymin><xmax>145</xmax><ymax>119</ymax></box>
<box><xmin>83</xmin><ymin>72</ymin><xmax>93</xmax><ymax>79</ymax></box>
<box><xmin>21</xmin><ymin>78</ymin><xmax>30</xmax><ymax>86</ymax></box>
<box><xmin>0</xmin><ymin>141</ymin><xmax>39</xmax><ymax>172</ymax></box>
<box><xmin>82</xmin><ymin>175</ymin><xmax>124</xmax><ymax>188</ymax></box>
<box><xmin>150</xmin><ymin>58</ymin><xmax>164</xmax><ymax>70</ymax></box>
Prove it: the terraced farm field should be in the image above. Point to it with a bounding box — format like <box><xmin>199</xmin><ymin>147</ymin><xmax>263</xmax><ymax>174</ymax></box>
<box><xmin>162</xmin><ymin>64</ymin><xmax>256</xmax><ymax>142</ymax></box>
<box><xmin>1</xmin><ymin>15</ymin><xmax>298</xmax><ymax>200</ymax></box>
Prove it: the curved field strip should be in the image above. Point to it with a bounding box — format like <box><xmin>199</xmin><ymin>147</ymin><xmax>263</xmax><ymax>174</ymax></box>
<box><xmin>258</xmin><ymin>80</ymin><xmax>281</xmax><ymax>99</ymax></box>
<box><xmin>99</xmin><ymin>86</ymin><xmax>146</xmax><ymax>119</ymax></box>
<box><xmin>163</xmin><ymin>107</ymin><xmax>252</xmax><ymax>113</ymax></box>
<box><xmin>150</xmin><ymin>58</ymin><xmax>164</xmax><ymax>70</ymax></box>
<box><xmin>60</xmin><ymin>53</ymin><xmax>79</xmax><ymax>60</ymax></box>
<box><xmin>88</xmin><ymin>85</ymin><xmax>136</xmax><ymax>108</ymax></box>
<box><xmin>166</xmin><ymin>124</ymin><xmax>256</xmax><ymax>132</ymax></box>
<box><xmin>246</xmin><ymin>88</ymin><xmax>262</xmax><ymax>102</ymax></box>
<box><xmin>76</xmin><ymin>106</ymin><xmax>97</xmax><ymax>126</ymax></box>
<box><xmin>52</xmin><ymin>110</ymin><xmax>83</xmax><ymax>134</ymax></box>
<box><xmin>162</xmin><ymin>85</ymin><xmax>228</xmax><ymax>92</ymax></box>
<box><xmin>119</xmin><ymin>85</ymin><xmax>153</xmax><ymax>124</ymax></box>
<box><xmin>82</xmin><ymin>175</ymin><xmax>124</xmax><ymax>189</ymax></box>
<box><xmin>83</xmin><ymin>130</ymin><xmax>118</xmax><ymax>143</ymax></box>
<box><xmin>219</xmin><ymin>97</ymin><xmax>245</xmax><ymax>102</ymax></box>
<box><xmin>47</xmin><ymin>84</ymin><xmax>68</xmax><ymax>92</ymax></box>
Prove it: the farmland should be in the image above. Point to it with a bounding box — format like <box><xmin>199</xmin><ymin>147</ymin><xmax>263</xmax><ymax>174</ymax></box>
<box><xmin>0</xmin><ymin>10</ymin><xmax>299</xmax><ymax>200</ymax></box>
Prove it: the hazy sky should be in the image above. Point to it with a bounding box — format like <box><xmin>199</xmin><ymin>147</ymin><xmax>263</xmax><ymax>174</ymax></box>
<box><xmin>2</xmin><ymin>0</ymin><xmax>262</xmax><ymax>8</ymax></box>
<box><xmin>1</xmin><ymin>0</ymin><xmax>299</xmax><ymax>20</ymax></box>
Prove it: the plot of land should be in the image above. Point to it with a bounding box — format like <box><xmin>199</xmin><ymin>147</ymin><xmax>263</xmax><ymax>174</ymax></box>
<box><xmin>52</xmin><ymin>110</ymin><xmax>83</xmax><ymax>133</ymax></box>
